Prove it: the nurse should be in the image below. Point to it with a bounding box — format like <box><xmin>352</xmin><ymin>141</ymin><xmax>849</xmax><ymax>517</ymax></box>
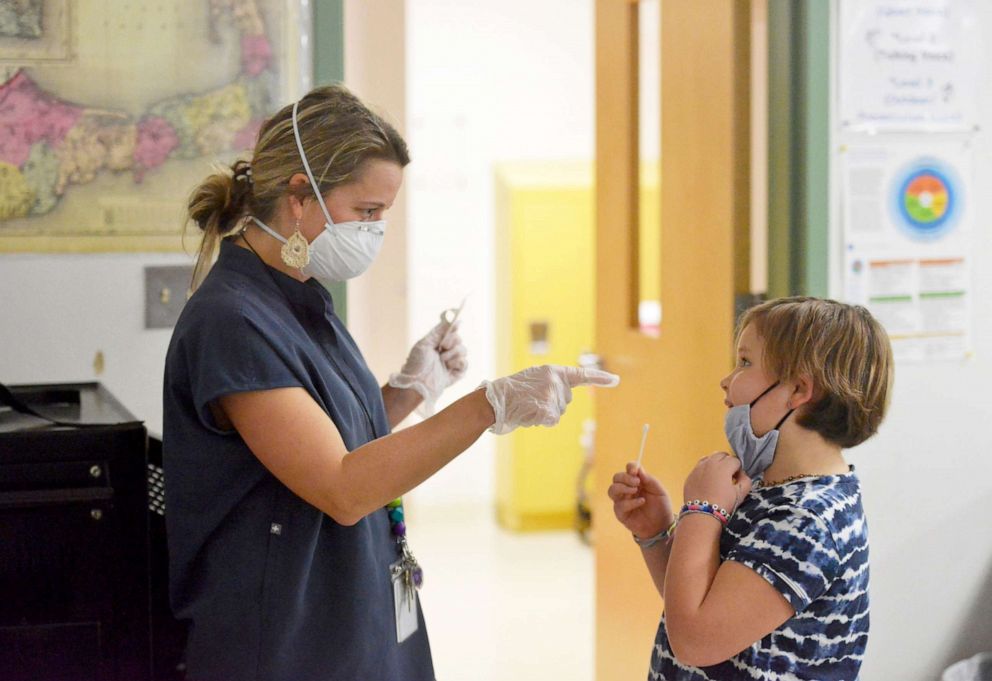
<box><xmin>163</xmin><ymin>84</ymin><xmax>618</xmax><ymax>681</ymax></box>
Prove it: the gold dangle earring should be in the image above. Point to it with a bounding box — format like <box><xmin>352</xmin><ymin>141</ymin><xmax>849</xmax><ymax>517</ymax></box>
<box><xmin>281</xmin><ymin>218</ymin><xmax>310</xmax><ymax>269</ymax></box>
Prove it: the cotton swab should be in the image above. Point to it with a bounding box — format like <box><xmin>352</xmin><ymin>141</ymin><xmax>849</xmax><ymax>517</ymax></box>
<box><xmin>438</xmin><ymin>296</ymin><xmax>467</xmax><ymax>349</ymax></box>
<box><xmin>635</xmin><ymin>423</ymin><xmax>650</xmax><ymax>470</ymax></box>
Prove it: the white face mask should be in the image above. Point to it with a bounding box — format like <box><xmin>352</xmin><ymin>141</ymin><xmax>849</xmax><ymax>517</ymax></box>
<box><xmin>251</xmin><ymin>101</ymin><xmax>386</xmax><ymax>283</ymax></box>
<box><xmin>251</xmin><ymin>216</ymin><xmax>384</xmax><ymax>283</ymax></box>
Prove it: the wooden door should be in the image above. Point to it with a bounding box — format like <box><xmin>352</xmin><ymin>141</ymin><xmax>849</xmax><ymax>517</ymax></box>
<box><xmin>593</xmin><ymin>2</ymin><xmax>751</xmax><ymax>679</ymax></box>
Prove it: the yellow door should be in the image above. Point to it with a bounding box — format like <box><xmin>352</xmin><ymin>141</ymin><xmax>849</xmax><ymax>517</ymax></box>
<box><xmin>494</xmin><ymin>161</ymin><xmax>596</xmax><ymax>531</ymax></box>
<box><xmin>593</xmin><ymin>2</ymin><xmax>751</xmax><ymax>680</ymax></box>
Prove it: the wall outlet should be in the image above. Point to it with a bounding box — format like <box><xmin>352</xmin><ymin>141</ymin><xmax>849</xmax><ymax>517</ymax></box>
<box><xmin>145</xmin><ymin>265</ymin><xmax>193</xmax><ymax>329</ymax></box>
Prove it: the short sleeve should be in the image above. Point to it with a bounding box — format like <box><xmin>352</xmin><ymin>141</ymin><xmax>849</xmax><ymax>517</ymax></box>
<box><xmin>725</xmin><ymin>506</ymin><xmax>841</xmax><ymax>613</ymax></box>
<box><xmin>179</xmin><ymin>299</ymin><xmax>302</xmax><ymax>433</ymax></box>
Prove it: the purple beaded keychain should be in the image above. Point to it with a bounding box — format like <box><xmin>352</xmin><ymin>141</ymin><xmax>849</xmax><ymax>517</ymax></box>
<box><xmin>387</xmin><ymin>497</ymin><xmax>423</xmax><ymax>589</ymax></box>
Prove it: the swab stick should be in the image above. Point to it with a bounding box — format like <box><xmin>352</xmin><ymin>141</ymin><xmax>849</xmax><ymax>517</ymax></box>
<box><xmin>635</xmin><ymin>423</ymin><xmax>650</xmax><ymax>470</ymax></box>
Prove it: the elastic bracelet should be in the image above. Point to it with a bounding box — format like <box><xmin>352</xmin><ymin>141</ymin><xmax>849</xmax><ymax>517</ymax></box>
<box><xmin>678</xmin><ymin>500</ymin><xmax>731</xmax><ymax>526</ymax></box>
<box><xmin>632</xmin><ymin>518</ymin><xmax>678</xmax><ymax>549</ymax></box>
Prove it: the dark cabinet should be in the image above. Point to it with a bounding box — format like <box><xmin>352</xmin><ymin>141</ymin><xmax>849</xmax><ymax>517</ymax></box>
<box><xmin>0</xmin><ymin>383</ymin><xmax>174</xmax><ymax>681</ymax></box>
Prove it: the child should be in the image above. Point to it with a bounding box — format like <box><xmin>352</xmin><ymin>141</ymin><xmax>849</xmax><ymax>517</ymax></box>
<box><xmin>609</xmin><ymin>297</ymin><xmax>893</xmax><ymax>680</ymax></box>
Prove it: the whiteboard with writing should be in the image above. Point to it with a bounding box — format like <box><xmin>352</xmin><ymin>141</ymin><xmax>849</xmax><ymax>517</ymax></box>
<box><xmin>839</xmin><ymin>0</ymin><xmax>979</xmax><ymax>132</ymax></box>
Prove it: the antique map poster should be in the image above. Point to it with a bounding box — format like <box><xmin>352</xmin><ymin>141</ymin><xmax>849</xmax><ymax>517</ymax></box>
<box><xmin>0</xmin><ymin>1</ymin><xmax>309</xmax><ymax>252</ymax></box>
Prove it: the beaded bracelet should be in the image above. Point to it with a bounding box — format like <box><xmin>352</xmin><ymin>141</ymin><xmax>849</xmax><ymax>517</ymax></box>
<box><xmin>678</xmin><ymin>500</ymin><xmax>732</xmax><ymax>526</ymax></box>
<box><xmin>632</xmin><ymin>518</ymin><xmax>678</xmax><ymax>549</ymax></box>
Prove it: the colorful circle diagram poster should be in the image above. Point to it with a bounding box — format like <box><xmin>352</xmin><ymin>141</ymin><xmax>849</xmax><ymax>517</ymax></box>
<box><xmin>842</xmin><ymin>142</ymin><xmax>972</xmax><ymax>362</ymax></box>
<box><xmin>890</xmin><ymin>159</ymin><xmax>963</xmax><ymax>242</ymax></box>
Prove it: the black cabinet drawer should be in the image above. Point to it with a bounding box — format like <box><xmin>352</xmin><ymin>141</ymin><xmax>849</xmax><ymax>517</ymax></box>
<box><xmin>0</xmin><ymin>460</ymin><xmax>112</xmax><ymax>491</ymax></box>
<box><xmin>0</xmin><ymin>621</ymin><xmax>104</xmax><ymax>681</ymax></box>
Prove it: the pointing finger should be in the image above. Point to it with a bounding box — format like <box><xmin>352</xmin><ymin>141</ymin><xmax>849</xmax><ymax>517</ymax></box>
<box><xmin>557</xmin><ymin>366</ymin><xmax>621</xmax><ymax>388</ymax></box>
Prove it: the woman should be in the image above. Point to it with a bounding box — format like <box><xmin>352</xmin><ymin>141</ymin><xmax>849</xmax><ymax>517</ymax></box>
<box><xmin>163</xmin><ymin>84</ymin><xmax>618</xmax><ymax>681</ymax></box>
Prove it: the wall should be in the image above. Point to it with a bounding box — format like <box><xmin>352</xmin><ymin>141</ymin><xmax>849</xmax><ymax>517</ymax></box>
<box><xmin>404</xmin><ymin>0</ymin><xmax>595</xmax><ymax>507</ymax></box>
<box><xmin>0</xmin><ymin>252</ymin><xmax>190</xmax><ymax>435</ymax></box>
<box><xmin>343</xmin><ymin>0</ymin><xmax>409</xmax><ymax>383</ymax></box>
<box><xmin>830</xmin><ymin>4</ymin><xmax>992</xmax><ymax>679</ymax></box>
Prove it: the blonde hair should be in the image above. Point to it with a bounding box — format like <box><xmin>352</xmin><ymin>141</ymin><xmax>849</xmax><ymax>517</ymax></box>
<box><xmin>737</xmin><ymin>297</ymin><xmax>894</xmax><ymax>448</ymax></box>
<box><xmin>186</xmin><ymin>84</ymin><xmax>410</xmax><ymax>290</ymax></box>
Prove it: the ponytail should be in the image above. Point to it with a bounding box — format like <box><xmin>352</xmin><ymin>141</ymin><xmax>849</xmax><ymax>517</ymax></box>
<box><xmin>185</xmin><ymin>159</ymin><xmax>253</xmax><ymax>292</ymax></box>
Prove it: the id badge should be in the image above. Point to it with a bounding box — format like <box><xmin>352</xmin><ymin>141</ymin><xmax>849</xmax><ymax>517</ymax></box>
<box><xmin>391</xmin><ymin>560</ymin><xmax>420</xmax><ymax>643</ymax></box>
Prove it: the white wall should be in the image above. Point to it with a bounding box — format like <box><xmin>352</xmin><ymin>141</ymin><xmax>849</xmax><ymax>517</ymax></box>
<box><xmin>404</xmin><ymin>0</ymin><xmax>594</xmax><ymax>507</ymax></box>
<box><xmin>0</xmin><ymin>252</ymin><xmax>190</xmax><ymax>435</ymax></box>
<box><xmin>344</xmin><ymin>0</ymin><xmax>410</xmax><ymax>384</ymax></box>
<box><xmin>832</xmin><ymin>4</ymin><xmax>992</xmax><ymax>679</ymax></box>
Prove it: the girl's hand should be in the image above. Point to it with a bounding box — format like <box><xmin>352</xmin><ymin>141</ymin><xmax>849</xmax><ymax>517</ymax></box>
<box><xmin>683</xmin><ymin>452</ymin><xmax>752</xmax><ymax>512</ymax></box>
<box><xmin>608</xmin><ymin>462</ymin><xmax>675</xmax><ymax>540</ymax></box>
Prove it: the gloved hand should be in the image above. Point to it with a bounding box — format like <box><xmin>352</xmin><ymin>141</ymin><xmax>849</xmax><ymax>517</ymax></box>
<box><xmin>388</xmin><ymin>318</ymin><xmax>468</xmax><ymax>417</ymax></box>
<box><xmin>480</xmin><ymin>365</ymin><xmax>620</xmax><ymax>435</ymax></box>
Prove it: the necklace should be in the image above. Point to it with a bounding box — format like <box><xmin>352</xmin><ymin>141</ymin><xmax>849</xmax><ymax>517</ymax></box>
<box><xmin>757</xmin><ymin>473</ymin><xmax>819</xmax><ymax>488</ymax></box>
<box><xmin>241</xmin><ymin>229</ymin><xmax>423</xmax><ymax>588</ymax></box>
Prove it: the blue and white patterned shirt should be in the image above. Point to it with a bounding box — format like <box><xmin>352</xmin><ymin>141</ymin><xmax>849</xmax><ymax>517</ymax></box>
<box><xmin>650</xmin><ymin>470</ymin><xmax>869</xmax><ymax>681</ymax></box>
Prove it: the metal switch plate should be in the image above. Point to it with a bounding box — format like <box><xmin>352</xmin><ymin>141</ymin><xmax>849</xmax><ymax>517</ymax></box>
<box><xmin>145</xmin><ymin>265</ymin><xmax>193</xmax><ymax>329</ymax></box>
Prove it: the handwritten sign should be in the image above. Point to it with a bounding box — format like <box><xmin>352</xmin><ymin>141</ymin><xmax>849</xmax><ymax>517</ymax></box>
<box><xmin>839</xmin><ymin>0</ymin><xmax>979</xmax><ymax>132</ymax></box>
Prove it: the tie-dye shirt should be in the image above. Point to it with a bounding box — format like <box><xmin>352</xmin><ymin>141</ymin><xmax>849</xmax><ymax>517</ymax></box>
<box><xmin>650</xmin><ymin>471</ymin><xmax>869</xmax><ymax>681</ymax></box>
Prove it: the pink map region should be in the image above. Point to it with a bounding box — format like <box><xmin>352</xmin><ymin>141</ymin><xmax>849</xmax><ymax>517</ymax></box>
<box><xmin>232</xmin><ymin>118</ymin><xmax>262</xmax><ymax>151</ymax></box>
<box><xmin>242</xmin><ymin>34</ymin><xmax>272</xmax><ymax>77</ymax></box>
<box><xmin>0</xmin><ymin>71</ymin><xmax>83</xmax><ymax>167</ymax></box>
<box><xmin>133</xmin><ymin>116</ymin><xmax>180</xmax><ymax>182</ymax></box>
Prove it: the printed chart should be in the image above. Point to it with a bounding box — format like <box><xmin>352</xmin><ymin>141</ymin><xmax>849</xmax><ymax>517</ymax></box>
<box><xmin>842</xmin><ymin>142</ymin><xmax>972</xmax><ymax>361</ymax></box>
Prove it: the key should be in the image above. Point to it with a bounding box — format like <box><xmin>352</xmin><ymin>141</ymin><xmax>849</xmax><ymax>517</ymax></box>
<box><xmin>404</xmin><ymin>567</ymin><xmax>415</xmax><ymax>609</ymax></box>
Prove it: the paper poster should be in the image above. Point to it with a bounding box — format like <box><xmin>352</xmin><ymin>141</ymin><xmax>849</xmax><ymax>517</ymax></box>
<box><xmin>839</xmin><ymin>0</ymin><xmax>980</xmax><ymax>132</ymax></box>
<box><xmin>842</xmin><ymin>141</ymin><xmax>972</xmax><ymax>361</ymax></box>
<box><xmin>0</xmin><ymin>1</ymin><xmax>311</xmax><ymax>253</ymax></box>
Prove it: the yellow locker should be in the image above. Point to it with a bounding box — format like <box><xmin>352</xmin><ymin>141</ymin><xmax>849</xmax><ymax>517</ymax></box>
<box><xmin>493</xmin><ymin>160</ymin><xmax>660</xmax><ymax>532</ymax></box>
<box><xmin>494</xmin><ymin>161</ymin><xmax>595</xmax><ymax>531</ymax></box>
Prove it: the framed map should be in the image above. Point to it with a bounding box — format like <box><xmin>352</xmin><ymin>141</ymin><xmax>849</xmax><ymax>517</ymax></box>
<box><xmin>0</xmin><ymin>0</ymin><xmax>312</xmax><ymax>253</ymax></box>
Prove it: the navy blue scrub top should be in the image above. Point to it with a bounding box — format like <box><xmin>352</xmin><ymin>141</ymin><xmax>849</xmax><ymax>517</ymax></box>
<box><xmin>163</xmin><ymin>239</ymin><xmax>435</xmax><ymax>681</ymax></box>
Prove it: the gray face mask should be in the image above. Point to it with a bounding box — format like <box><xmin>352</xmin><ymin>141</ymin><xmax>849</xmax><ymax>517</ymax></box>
<box><xmin>724</xmin><ymin>382</ymin><xmax>793</xmax><ymax>479</ymax></box>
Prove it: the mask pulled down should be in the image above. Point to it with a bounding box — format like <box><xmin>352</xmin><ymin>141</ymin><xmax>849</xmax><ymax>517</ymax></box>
<box><xmin>724</xmin><ymin>382</ymin><xmax>793</xmax><ymax>479</ymax></box>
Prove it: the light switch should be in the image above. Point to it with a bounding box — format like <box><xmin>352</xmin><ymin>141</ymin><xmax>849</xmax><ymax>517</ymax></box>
<box><xmin>145</xmin><ymin>265</ymin><xmax>193</xmax><ymax>329</ymax></box>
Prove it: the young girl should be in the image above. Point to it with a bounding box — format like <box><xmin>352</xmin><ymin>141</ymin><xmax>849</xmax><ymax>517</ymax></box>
<box><xmin>609</xmin><ymin>297</ymin><xmax>893</xmax><ymax>680</ymax></box>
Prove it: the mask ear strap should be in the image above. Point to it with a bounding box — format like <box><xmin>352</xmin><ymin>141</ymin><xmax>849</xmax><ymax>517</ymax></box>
<box><xmin>749</xmin><ymin>381</ymin><xmax>779</xmax><ymax>408</ymax></box>
<box><xmin>774</xmin><ymin>409</ymin><xmax>794</xmax><ymax>430</ymax></box>
<box><xmin>292</xmin><ymin>100</ymin><xmax>338</xmax><ymax>231</ymax></box>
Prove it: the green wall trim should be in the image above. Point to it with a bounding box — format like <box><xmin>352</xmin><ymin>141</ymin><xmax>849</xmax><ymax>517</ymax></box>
<box><xmin>767</xmin><ymin>0</ymin><xmax>830</xmax><ymax>298</ymax></box>
<box><xmin>797</xmin><ymin>0</ymin><xmax>830</xmax><ymax>297</ymax></box>
<box><xmin>313</xmin><ymin>1</ymin><xmax>345</xmax><ymax>86</ymax></box>
<box><xmin>312</xmin><ymin>0</ymin><xmax>347</xmax><ymax>319</ymax></box>
<box><xmin>767</xmin><ymin>1</ymin><xmax>794</xmax><ymax>299</ymax></box>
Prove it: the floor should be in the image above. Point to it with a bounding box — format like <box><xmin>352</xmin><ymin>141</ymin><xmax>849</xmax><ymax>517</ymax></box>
<box><xmin>408</xmin><ymin>504</ymin><xmax>594</xmax><ymax>681</ymax></box>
